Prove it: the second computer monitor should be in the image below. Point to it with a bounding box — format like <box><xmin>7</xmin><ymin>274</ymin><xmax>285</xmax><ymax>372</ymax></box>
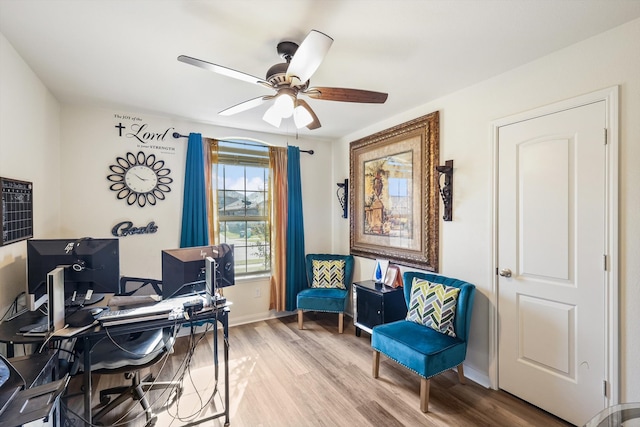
<box><xmin>161</xmin><ymin>243</ymin><xmax>235</xmax><ymax>300</ymax></box>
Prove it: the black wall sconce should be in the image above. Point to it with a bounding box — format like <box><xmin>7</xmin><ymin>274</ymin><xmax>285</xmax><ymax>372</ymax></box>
<box><xmin>336</xmin><ymin>179</ymin><xmax>348</xmax><ymax>218</ymax></box>
<box><xmin>436</xmin><ymin>160</ymin><xmax>453</xmax><ymax>221</ymax></box>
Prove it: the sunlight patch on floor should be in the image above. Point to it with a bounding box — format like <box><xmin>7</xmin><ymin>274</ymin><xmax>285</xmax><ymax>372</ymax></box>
<box><xmin>154</xmin><ymin>354</ymin><xmax>257</xmax><ymax>426</ymax></box>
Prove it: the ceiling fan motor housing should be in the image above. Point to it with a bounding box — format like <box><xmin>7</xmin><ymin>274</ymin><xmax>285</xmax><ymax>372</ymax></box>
<box><xmin>267</xmin><ymin>40</ymin><xmax>303</xmax><ymax>87</ymax></box>
<box><xmin>266</xmin><ymin>62</ymin><xmax>310</xmax><ymax>90</ymax></box>
<box><xmin>266</xmin><ymin>62</ymin><xmax>290</xmax><ymax>85</ymax></box>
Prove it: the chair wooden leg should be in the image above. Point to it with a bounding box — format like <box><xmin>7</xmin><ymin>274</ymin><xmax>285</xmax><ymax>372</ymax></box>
<box><xmin>372</xmin><ymin>350</ymin><xmax>380</xmax><ymax>378</ymax></box>
<box><xmin>297</xmin><ymin>310</ymin><xmax>303</xmax><ymax>330</ymax></box>
<box><xmin>457</xmin><ymin>364</ymin><xmax>466</xmax><ymax>384</ymax></box>
<box><xmin>338</xmin><ymin>312</ymin><xmax>344</xmax><ymax>334</ymax></box>
<box><xmin>420</xmin><ymin>377</ymin><xmax>430</xmax><ymax>412</ymax></box>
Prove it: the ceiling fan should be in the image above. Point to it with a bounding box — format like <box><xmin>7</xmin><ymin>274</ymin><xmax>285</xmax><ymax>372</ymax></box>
<box><xmin>178</xmin><ymin>30</ymin><xmax>388</xmax><ymax>130</ymax></box>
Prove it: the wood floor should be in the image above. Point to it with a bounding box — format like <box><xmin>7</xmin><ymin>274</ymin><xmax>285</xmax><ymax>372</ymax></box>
<box><xmin>62</xmin><ymin>313</ymin><xmax>574</xmax><ymax>426</ymax></box>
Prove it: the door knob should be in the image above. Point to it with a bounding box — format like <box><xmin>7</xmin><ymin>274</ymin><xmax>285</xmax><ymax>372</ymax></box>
<box><xmin>499</xmin><ymin>268</ymin><xmax>512</xmax><ymax>277</ymax></box>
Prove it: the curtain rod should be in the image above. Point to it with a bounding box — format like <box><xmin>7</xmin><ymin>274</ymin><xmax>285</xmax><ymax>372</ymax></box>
<box><xmin>172</xmin><ymin>132</ymin><xmax>314</xmax><ymax>155</ymax></box>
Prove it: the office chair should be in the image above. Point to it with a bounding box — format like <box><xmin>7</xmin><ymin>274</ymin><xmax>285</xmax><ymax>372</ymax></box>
<box><xmin>73</xmin><ymin>277</ymin><xmax>181</xmax><ymax>426</ymax></box>
<box><xmin>88</xmin><ymin>328</ymin><xmax>179</xmax><ymax>426</ymax></box>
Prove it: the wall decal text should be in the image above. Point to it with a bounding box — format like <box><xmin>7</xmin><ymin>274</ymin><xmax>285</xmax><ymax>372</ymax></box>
<box><xmin>112</xmin><ymin>220</ymin><xmax>158</xmax><ymax>237</ymax></box>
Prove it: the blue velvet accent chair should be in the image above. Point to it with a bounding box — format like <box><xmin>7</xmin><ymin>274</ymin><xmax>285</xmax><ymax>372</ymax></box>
<box><xmin>296</xmin><ymin>254</ymin><xmax>354</xmax><ymax>333</ymax></box>
<box><xmin>371</xmin><ymin>271</ymin><xmax>476</xmax><ymax>412</ymax></box>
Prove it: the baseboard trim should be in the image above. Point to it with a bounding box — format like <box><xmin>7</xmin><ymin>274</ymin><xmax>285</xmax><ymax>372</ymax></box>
<box><xmin>228</xmin><ymin>310</ymin><xmax>295</xmax><ymax>327</ymax></box>
<box><xmin>464</xmin><ymin>363</ymin><xmax>491</xmax><ymax>389</ymax></box>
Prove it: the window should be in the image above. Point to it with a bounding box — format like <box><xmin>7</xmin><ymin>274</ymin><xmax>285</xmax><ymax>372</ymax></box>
<box><xmin>216</xmin><ymin>141</ymin><xmax>271</xmax><ymax>276</ymax></box>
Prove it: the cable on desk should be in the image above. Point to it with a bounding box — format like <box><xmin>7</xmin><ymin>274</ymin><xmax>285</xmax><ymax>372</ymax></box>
<box><xmin>38</xmin><ymin>326</ymin><xmax>68</xmax><ymax>352</ymax></box>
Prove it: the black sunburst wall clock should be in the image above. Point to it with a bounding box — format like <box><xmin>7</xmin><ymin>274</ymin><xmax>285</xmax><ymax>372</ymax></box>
<box><xmin>107</xmin><ymin>151</ymin><xmax>172</xmax><ymax>207</ymax></box>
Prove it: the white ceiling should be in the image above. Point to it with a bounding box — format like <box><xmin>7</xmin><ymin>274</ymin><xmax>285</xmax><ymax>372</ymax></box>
<box><xmin>1</xmin><ymin>0</ymin><xmax>640</xmax><ymax>140</ymax></box>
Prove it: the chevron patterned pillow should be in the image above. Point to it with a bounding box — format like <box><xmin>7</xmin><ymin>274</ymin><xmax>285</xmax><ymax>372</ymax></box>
<box><xmin>406</xmin><ymin>278</ymin><xmax>432</xmax><ymax>324</ymax></box>
<box><xmin>311</xmin><ymin>260</ymin><xmax>346</xmax><ymax>289</ymax></box>
<box><xmin>406</xmin><ymin>277</ymin><xmax>461</xmax><ymax>337</ymax></box>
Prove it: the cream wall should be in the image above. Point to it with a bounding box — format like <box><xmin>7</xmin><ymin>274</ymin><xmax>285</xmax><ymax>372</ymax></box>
<box><xmin>337</xmin><ymin>18</ymin><xmax>640</xmax><ymax>400</ymax></box>
<box><xmin>58</xmin><ymin>105</ymin><xmax>334</xmax><ymax>325</ymax></box>
<box><xmin>0</xmin><ymin>33</ymin><xmax>61</xmax><ymax>353</ymax></box>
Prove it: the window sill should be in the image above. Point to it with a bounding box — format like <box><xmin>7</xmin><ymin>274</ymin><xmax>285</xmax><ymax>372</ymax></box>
<box><xmin>236</xmin><ymin>273</ymin><xmax>271</xmax><ymax>283</ymax></box>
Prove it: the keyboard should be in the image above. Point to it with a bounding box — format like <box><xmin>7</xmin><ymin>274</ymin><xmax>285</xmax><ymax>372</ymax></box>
<box><xmin>99</xmin><ymin>295</ymin><xmax>208</xmax><ymax>327</ymax></box>
<box><xmin>98</xmin><ymin>305</ymin><xmax>173</xmax><ymax>326</ymax></box>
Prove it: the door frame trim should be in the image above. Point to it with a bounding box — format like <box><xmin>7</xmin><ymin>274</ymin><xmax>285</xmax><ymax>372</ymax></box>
<box><xmin>489</xmin><ymin>86</ymin><xmax>619</xmax><ymax>404</ymax></box>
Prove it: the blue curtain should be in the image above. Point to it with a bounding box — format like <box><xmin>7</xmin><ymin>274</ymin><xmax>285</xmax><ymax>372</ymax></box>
<box><xmin>285</xmin><ymin>145</ymin><xmax>306</xmax><ymax>311</ymax></box>
<box><xmin>180</xmin><ymin>133</ymin><xmax>209</xmax><ymax>248</ymax></box>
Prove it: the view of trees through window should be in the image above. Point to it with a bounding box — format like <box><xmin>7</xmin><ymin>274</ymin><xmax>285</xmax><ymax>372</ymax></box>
<box><xmin>216</xmin><ymin>142</ymin><xmax>270</xmax><ymax>276</ymax></box>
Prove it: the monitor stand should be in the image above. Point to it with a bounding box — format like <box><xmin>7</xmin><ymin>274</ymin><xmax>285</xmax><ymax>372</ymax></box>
<box><xmin>64</xmin><ymin>292</ymin><xmax>105</xmax><ymax>308</ymax></box>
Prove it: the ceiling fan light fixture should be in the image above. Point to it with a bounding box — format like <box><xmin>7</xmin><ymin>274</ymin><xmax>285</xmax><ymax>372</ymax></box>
<box><xmin>263</xmin><ymin>104</ymin><xmax>282</xmax><ymax>127</ymax></box>
<box><xmin>293</xmin><ymin>104</ymin><xmax>313</xmax><ymax>128</ymax></box>
<box><xmin>273</xmin><ymin>92</ymin><xmax>295</xmax><ymax>118</ymax></box>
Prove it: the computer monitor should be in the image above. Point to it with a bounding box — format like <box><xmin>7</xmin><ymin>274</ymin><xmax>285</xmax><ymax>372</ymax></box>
<box><xmin>162</xmin><ymin>243</ymin><xmax>235</xmax><ymax>300</ymax></box>
<box><xmin>26</xmin><ymin>238</ymin><xmax>120</xmax><ymax>310</ymax></box>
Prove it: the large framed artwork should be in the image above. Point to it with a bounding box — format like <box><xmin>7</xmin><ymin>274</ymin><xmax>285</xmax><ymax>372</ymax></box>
<box><xmin>349</xmin><ymin>111</ymin><xmax>439</xmax><ymax>271</ymax></box>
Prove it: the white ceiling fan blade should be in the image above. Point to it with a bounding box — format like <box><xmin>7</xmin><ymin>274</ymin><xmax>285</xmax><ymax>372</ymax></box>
<box><xmin>219</xmin><ymin>96</ymin><xmax>274</xmax><ymax>116</ymax></box>
<box><xmin>178</xmin><ymin>55</ymin><xmax>273</xmax><ymax>89</ymax></box>
<box><xmin>285</xmin><ymin>30</ymin><xmax>333</xmax><ymax>84</ymax></box>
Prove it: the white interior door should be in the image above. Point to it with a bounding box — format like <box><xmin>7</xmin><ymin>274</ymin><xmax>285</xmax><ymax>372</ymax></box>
<box><xmin>497</xmin><ymin>101</ymin><xmax>607</xmax><ymax>426</ymax></box>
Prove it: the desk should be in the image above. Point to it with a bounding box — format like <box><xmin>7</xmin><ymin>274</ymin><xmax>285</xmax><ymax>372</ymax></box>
<box><xmin>0</xmin><ymin>299</ymin><xmax>230</xmax><ymax>427</ymax></box>
<box><xmin>0</xmin><ymin>310</ymin><xmax>47</xmax><ymax>357</ymax></box>
<box><xmin>8</xmin><ymin>351</ymin><xmax>58</xmax><ymax>388</ymax></box>
<box><xmin>75</xmin><ymin>304</ymin><xmax>230</xmax><ymax>427</ymax></box>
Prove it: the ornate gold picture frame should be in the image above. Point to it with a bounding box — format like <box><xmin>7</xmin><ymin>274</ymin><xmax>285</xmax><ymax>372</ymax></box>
<box><xmin>349</xmin><ymin>111</ymin><xmax>439</xmax><ymax>271</ymax></box>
